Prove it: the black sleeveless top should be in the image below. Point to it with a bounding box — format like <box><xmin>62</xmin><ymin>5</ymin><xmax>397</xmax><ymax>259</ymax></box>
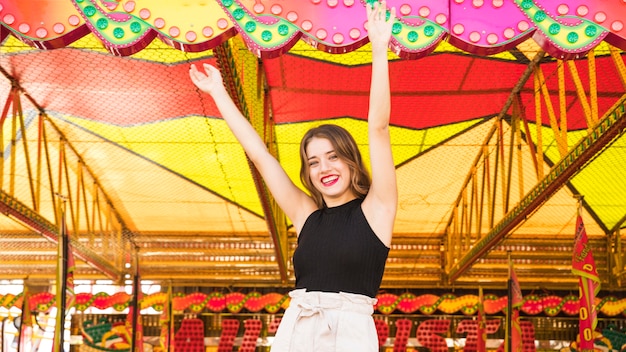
<box><xmin>292</xmin><ymin>198</ymin><xmax>390</xmax><ymax>298</ymax></box>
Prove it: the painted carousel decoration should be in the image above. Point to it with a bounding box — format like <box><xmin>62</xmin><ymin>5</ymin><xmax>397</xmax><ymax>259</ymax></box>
<box><xmin>1</xmin><ymin>0</ymin><xmax>625</xmax><ymax>58</ymax></box>
<box><xmin>2</xmin><ymin>291</ymin><xmax>626</xmax><ymax>317</ymax></box>
<box><xmin>80</xmin><ymin>317</ymin><xmax>133</xmax><ymax>352</ymax></box>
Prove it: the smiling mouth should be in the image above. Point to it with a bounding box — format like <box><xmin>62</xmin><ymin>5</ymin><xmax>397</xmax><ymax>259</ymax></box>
<box><xmin>321</xmin><ymin>175</ymin><xmax>339</xmax><ymax>186</ymax></box>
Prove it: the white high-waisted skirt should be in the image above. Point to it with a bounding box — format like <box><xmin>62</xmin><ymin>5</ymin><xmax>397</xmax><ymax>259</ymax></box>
<box><xmin>270</xmin><ymin>289</ymin><xmax>378</xmax><ymax>352</ymax></box>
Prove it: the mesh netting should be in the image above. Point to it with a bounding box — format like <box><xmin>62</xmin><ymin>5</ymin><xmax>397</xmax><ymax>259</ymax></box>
<box><xmin>0</xmin><ymin>31</ymin><xmax>624</xmax><ymax>289</ymax></box>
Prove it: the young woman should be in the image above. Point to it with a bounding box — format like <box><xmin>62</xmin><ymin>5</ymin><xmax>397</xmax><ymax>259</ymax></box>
<box><xmin>189</xmin><ymin>2</ymin><xmax>397</xmax><ymax>350</ymax></box>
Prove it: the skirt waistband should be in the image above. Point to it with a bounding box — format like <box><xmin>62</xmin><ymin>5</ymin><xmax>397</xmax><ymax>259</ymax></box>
<box><xmin>288</xmin><ymin>289</ymin><xmax>376</xmax><ymax>315</ymax></box>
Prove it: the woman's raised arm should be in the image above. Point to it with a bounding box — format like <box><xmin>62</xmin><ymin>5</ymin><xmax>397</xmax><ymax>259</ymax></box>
<box><xmin>189</xmin><ymin>64</ymin><xmax>316</xmax><ymax>231</ymax></box>
<box><xmin>361</xmin><ymin>1</ymin><xmax>398</xmax><ymax>247</ymax></box>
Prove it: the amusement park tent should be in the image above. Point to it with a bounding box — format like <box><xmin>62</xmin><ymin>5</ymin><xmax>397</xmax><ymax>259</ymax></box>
<box><xmin>1</xmin><ymin>0</ymin><xmax>625</xmax><ymax>293</ymax></box>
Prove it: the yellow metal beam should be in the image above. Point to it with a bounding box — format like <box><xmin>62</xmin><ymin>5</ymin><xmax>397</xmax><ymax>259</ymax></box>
<box><xmin>447</xmin><ymin>95</ymin><xmax>626</xmax><ymax>283</ymax></box>
<box><xmin>0</xmin><ymin>64</ymin><xmax>133</xmax><ymax>281</ymax></box>
<box><xmin>214</xmin><ymin>39</ymin><xmax>289</xmax><ymax>283</ymax></box>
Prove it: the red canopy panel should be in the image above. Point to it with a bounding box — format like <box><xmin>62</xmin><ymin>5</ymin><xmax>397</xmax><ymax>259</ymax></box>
<box><xmin>1</xmin><ymin>50</ymin><xmax>220</xmax><ymax>125</ymax></box>
<box><xmin>2</xmin><ymin>46</ymin><xmax>622</xmax><ymax>131</ymax></box>
<box><xmin>264</xmin><ymin>52</ymin><xmax>624</xmax><ymax>130</ymax></box>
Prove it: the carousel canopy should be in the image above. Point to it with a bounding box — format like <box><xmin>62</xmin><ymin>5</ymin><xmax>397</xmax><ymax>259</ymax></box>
<box><xmin>1</xmin><ymin>0</ymin><xmax>625</xmax><ymax>292</ymax></box>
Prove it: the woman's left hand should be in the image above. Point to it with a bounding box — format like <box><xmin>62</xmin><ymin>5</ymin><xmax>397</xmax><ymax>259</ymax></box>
<box><xmin>366</xmin><ymin>1</ymin><xmax>396</xmax><ymax>51</ymax></box>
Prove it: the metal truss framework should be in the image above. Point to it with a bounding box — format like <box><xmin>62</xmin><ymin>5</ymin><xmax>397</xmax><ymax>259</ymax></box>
<box><xmin>0</xmin><ymin>44</ymin><xmax>625</xmax><ymax>289</ymax></box>
<box><xmin>0</xmin><ymin>66</ymin><xmax>130</xmax><ymax>282</ymax></box>
<box><xmin>444</xmin><ymin>47</ymin><xmax>626</xmax><ymax>287</ymax></box>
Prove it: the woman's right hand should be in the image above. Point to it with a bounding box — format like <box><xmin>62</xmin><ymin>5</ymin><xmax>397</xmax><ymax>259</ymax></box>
<box><xmin>189</xmin><ymin>63</ymin><xmax>225</xmax><ymax>96</ymax></box>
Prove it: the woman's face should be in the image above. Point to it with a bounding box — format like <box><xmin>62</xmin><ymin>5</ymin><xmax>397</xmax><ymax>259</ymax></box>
<box><xmin>305</xmin><ymin>137</ymin><xmax>355</xmax><ymax>207</ymax></box>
